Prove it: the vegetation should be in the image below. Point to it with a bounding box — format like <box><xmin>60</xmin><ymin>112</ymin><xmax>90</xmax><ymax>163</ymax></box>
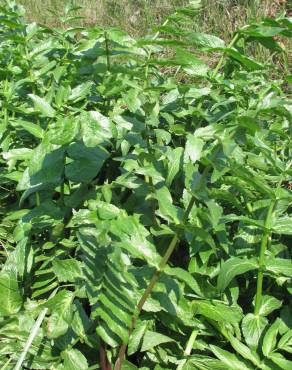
<box><xmin>0</xmin><ymin>1</ymin><xmax>291</xmax><ymax>370</ymax></box>
<box><xmin>19</xmin><ymin>1</ymin><xmax>290</xmax><ymax>36</ymax></box>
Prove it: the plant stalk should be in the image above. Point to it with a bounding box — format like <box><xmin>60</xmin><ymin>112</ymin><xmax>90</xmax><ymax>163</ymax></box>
<box><xmin>253</xmin><ymin>163</ymin><xmax>290</xmax><ymax>316</ymax></box>
<box><xmin>114</xmin><ymin>67</ymin><xmax>233</xmax><ymax>370</ymax></box>
<box><xmin>144</xmin><ymin>17</ymin><xmax>171</xmax><ymax>88</ymax></box>
<box><xmin>212</xmin><ymin>33</ymin><xmax>239</xmax><ymax>78</ymax></box>
<box><xmin>176</xmin><ymin>330</ymin><xmax>198</xmax><ymax>370</ymax></box>
<box><xmin>104</xmin><ymin>32</ymin><xmax>111</xmax><ymax>72</ymax></box>
<box><xmin>114</xmin><ymin>164</ymin><xmax>211</xmax><ymax>370</ymax></box>
<box><xmin>15</xmin><ymin>288</ymin><xmax>58</xmax><ymax>370</ymax></box>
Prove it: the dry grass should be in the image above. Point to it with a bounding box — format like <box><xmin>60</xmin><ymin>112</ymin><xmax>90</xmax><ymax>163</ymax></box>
<box><xmin>19</xmin><ymin>0</ymin><xmax>290</xmax><ymax>37</ymax></box>
<box><xmin>19</xmin><ymin>0</ymin><xmax>291</xmax><ymax>70</ymax></box>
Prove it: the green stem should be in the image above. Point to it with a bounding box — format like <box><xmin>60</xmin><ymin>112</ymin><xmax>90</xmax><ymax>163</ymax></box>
<box><xmin>253</xmin><ymin>162</ymin><xmax>290</xmax><ymax>316</ymax></box>
<box><xmin>15</xmin><ymin>288</ymin><xmax>58</xmax><ymax>370</ymax></box>
<box><xmin>176</xmin><ymin>330</ymin><xmax>198</xmax><ymax>370</ymax></box>
<box><xmin>254</xmin><ymin>201</ymin><xmax>275</xmax><ymax>315</ymax></box>
<box><xmin>104</xmin><ymin>32</ymin><xmax>111</xmax><ymax>72</ymax></box>
<box><xmin>1</xmin><ymin>357</ymin><xmax>12</xmax><ymax>370</ymax></box>
<box><xmin>35</xmin><ymin>192</ymin><xmax>40</xmax><ymax>207</ymax></box>
<box><xmin>114</xmin><ymin>162</ymin><xmax>213</xmax><ymax>370</ymax></box>
<box><xmin>113</xmin><ymin>107</ymin><xmax>232</xmax><ymax>370</ymax></box>
<box><xmin>144</xmin><ymin>17</ymin><xmax>171</xmax><ymax>88</ymax></box>
<box><xmin>212</xmin><ymin>33</ymin><xmax>239</xmax><ymax>78</ymax></box>
<box><xmin>60</xmin><ymin>181</ymin><xmax>65</xmax><ymax>205</ymax></box>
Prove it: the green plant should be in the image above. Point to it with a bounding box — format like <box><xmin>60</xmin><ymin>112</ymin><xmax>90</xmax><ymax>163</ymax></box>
<box><xmin>0</xmin><ymin>1</ymin><xmax>291</xmax><ymax>369</ymax></box>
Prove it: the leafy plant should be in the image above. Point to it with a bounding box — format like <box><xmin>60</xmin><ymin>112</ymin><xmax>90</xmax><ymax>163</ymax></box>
<box><xmin>0</xmin><ymin>0</ymin><xmax>291</xmax><ymax>369</ymax></box>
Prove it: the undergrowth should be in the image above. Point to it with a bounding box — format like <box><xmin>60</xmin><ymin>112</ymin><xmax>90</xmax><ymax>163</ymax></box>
<box><xmin>0</xmin><ymin>0</ymin><xmax>291</xmax><ymax>369</ymax></box>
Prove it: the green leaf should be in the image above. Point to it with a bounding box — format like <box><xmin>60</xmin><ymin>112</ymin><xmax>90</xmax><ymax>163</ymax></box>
<box><xmin>26</xmin><ymin>140</ymin><xmax>65</xmax><ymax>187</ymax></box>
<box><xmin>46</xmin><ymin>290</ymin><xmax>74</xmax><ymax>339</ymax></box>
<box><xmin>239</xmin><ymin>24</ymin><xmax>285</xmax><ymax>38</ymax></box>
<box><xmin>141</xmin><ymin>330</ymin><xmax>174</xmax><ymax>352</ymax></box>
<box><xmin>28</xmin><ymin>94</ymin><xmax>56</xmax><ymax>118</ymax></box>
<box><xmin>242</xmin><ymin>313</ymin><xmax>268</xmax><ymax>349</ymax></box>
<box><xmin>65</xmin><ymin>142</ymin><xmax>109</xmax><ymax>183</ymax></box>
<box><xmin>188</xmin><ymin>32</ymin><xmax>225</xmax><ymax>48</ymax></box>
<box><xmin>111</xmin><ymin>214</ymin><xmax>160</xmax><ymax>266</ymax></box>
<box><xmin>265</xmin><ymin>258</ymin><xmax>292</xmax><ymax>277</ymax></box>
<box><xmin>0</xmin><ymin>269</ymin><xmax>23</xmax><ymax>316</ymax></box>
<box><xmin>194</xmin><ymin>300</ymin><xmax>242</xmax><ymax>324</ymax></box>
<box><xmin>68</xmin><ymin>81</ymin><xmax>93</xmax><ymax>103</ymax></box>
<box><xmin>166</xmin><ymin>147</ymin><xmax>183</xmax><ymax>187</ymax></box>
<box><xmin>278</xmin><ymin>330</ymin><xmax>292</xmax><ymax>354</ymax></box>
<box><xmin>210</xmin><ymin>345</ymin><xmax>254</xmax><ymax>370</ymax></box>
<box><xmin>224</xmin><ymin>48</ymin><xmax>264</xmax><ymax>70</ymax></box>
<box><xmin>12</xmin><ymin>119</ymin><xmax>44</xmax><ymax>138</ymax></box>
<box><xmin>272</xmin><ymin>217</ymin><xmax>292</xmax><ymax>235</ymax></box>
<box><xmin>227</xmin><ymin>335</ymin><xmax>261</xmax><ymax>367</ymax></box>
<box><xmin>80</xmin><ymin>111</ymin><xmax>115</xmax><ymax>147</ymax></box>
<box><xmin>175</xmin><ymin>48</ymin><xmax>209</xmax><ymax>76</ymax></box>
<box><xmin>164</xmin><ymin>266</ymin><xmax>203</xmax><ymax>297</ymax></box>
<box><xmin>217</xmin><ymin>257</ymin><xmax>258</xmax><ymax>292</ymax></box>
<box><xmin>49</xmin><ymin>116</ymin><xmax>79</xmax><ymax>145</ymax></box>
<box><xmin>262</xmin><ymin>319</ymin><xmax>280</xmax><ymax>357</ymax></box>
<box><xmin>52</xmin><ymin>259</ymin><xmax>83</xmax><ymax>283</ymax></box>
<box><xmin>71</xmin><ymin>300</ymin><xmax>91</xmax><ymax>340</ymax></box>
<box><xmin>155</xmin><ymin>186</ymin><xmax>182</xmax><ymax>224</ymax></box>
<box><xmin>128</xmin><ymin>320</ymin><xmax>148</xmax><ymax>355</ymax></box>
<box><xmin>185</xmin><ymin>135</ymin><xmax>204</xmax><ymax>163</ymax></box>
<box><xmin>258</xmin><ymin>295</ymin><xmax>282</xmax><ymax>316</ymax></box>
<box><xmin>62</xmin><ymin>348</ymin><xmax>88</xmax><ymax>370</ymax></box>
<box><xmin>269</xmin><ymin>352</ymin><xmax>292</xmax><ymax>370</ymax></box>
<box><xmin>2</xmin><ymin>148</ymin><xmax>33</xmax><ymax>161</ymax></box>
<box><xmin>121</xmin><ymin>361</ymin><xmax>138</xmax><ymax>370</ymax></box>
